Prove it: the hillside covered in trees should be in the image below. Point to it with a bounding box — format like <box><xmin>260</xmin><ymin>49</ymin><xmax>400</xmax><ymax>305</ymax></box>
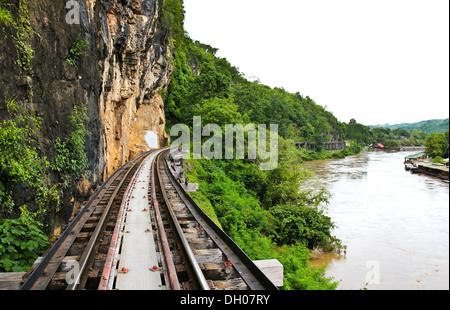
<box><xmin>370</xmin><ymin>118</ymin><xmax>449</xmax><ymax>134</ymax></box>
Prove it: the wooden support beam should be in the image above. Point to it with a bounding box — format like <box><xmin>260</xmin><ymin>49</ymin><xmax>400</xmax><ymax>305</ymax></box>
<box><xmin>253</xmin><ymin>259</ymin><xmax>284</xmax><ymax>287</ymax></box>
<box><xmin>0</xmin><ymin>273</ymin><xmax>25</xmax><ymax>290</ymax></box>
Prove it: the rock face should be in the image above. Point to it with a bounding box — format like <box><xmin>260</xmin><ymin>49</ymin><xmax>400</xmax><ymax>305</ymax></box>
<box><xmin>0</xmin><ymin>0</ymin><xmax>172</xmax><ymax>226</ymax></box>
<box><xmin>99</xmin><ymin>0</ymin><xmax>170</xmax><ymax>177</ymax></box>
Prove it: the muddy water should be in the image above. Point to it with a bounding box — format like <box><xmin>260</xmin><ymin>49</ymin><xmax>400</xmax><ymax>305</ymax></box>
<box><xmin>303</xmin><ymin>151</ymin><xmax>449</xmax><ymax>290</ymax></box>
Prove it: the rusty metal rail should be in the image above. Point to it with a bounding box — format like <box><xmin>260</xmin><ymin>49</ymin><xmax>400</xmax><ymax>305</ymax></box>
<box><xmin>20</xmin><ymin>151</ymin><xmax>151</xmax><ymax>290</ymax></box>
<box><xmin>155</xmin><ymin>150</ymin><xmax>210</xmax><ymax>290</ymax></box>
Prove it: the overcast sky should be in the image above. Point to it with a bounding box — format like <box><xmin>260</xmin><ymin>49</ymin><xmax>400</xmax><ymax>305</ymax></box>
<box><xmin>183</xmin><ymin>0</ymin><xmax>449</xmax><ymax>125</ymax></box>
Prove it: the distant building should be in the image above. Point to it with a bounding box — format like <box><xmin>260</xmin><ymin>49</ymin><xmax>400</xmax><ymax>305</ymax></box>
<box><xmin>370</xmin><ymin>143</ymin><xmax>385</xmax><ymax>149</ymax></box>
<box><xmin>404</xmin><ymin>152</ymin><xmax>427</xmax><ymax>164</ymax></box>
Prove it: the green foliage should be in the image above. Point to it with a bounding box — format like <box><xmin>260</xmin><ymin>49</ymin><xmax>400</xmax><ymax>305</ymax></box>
<box><xmin>54</xmin><ymin>105</ymin><xmax>91</xmax><ymax>186</ymax></box>
<box><xmin>446</xmin><ymin>130</ymin><xmax>449</xmax><ymax>158</ymax></box>
<box><xmin>371</xmin><ymin>118</ymin><xmax>449</xmax><ymax>134</ymax></box>
<box><xmin>262</xmin><ymin>137</ymin><xmax>331</xmax><ymax>208</ymax></box>
<box><xmin>370</xmin><ymin>126</ymin><xmax>428</xmax><ymax>149</ymax></box>
<box><xmin>10</xmin><ymin>0</ymin><xmax>37</xmax><ymax>76</ymax></box>
<box><xmin>425</xmin><ymin>131</ymin><xmax>449</xmax><ymax>159</ymax></box>
<box><xmin>276</xmin><ymin>243</ymin><xmax>338</xmax><ymax>290</ymax></box>
<box><xmin>66</xmin><ymin>34</ymin><xmax>89</xmax><ymax>67</ymax></box>
<box><xmin>0</xmin><ymin>99</ymin><xmax>89</xmax><ymax>273</ymax></box>
<box><xmin>0</xmin><ymin>93</ymin><xmax>60</xmax><ymax>235</ymax></box>
<box><xmin>195</xmin><ymin>97</ymin><xmax>247</xmax><ymax>126</ymax></box>
<box><xmin>0</xmin><ymin>98</ymin><xmax>88</xmax><ymax>272</ymax></box>
<box><xmin>165</xmin><ymin>34</ymin><xmax>346</xmax><ymax>156</ymax></box>
<box><xmin>0</xmin><ymin>206</ymin><xmax>49</xmax><ymax>272</ymax></box>
<box><xmin>165</xmin><ymin>38</ymin><xmax>241</xmax><ymax>130</ymax></box>
<box><xmin>432</xmin><ymin>156</ymin><xmax>444</xmax><ymax>164</ymax></box>
<box><xmin>231</xmin><ymin>82</ymin><xmax>340</xmax><ymax>142</ymax></box>
<box><xmin>185</xmin><ymin>157</ymin><xmax>338</xmax><ymax>289</ymax></box>
<box><xmin>0</xmin><ymin>97</ymin><xmax>48</xmax><ymax>214</ymax></box>
<box><xmin>160</xmin><ymin>0</ymin><xmax>185</xmax><ymax>53</ymax></box>
<box><xmin>0</xmin><ymin>5</ymin><xmax>13</xmax><ymax>26</ymax></box>
<box><xmin>269</xmin><ymin>204</ymin><xmax>337</xmax><ymax>250</ymax></box>
<box><xmin>346</xmin><ymin>119</ymin><xmax>371</xmax><ymax>145</ymax></box>
<box><xmin>0</xmin><ymin>109</ymin><xmax>54</xmax><ymax>269</ymax></box>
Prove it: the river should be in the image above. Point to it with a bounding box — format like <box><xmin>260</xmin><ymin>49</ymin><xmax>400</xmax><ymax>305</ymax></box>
<box><xmin>303</xmin><ymin>151</ymin><xmax>449</xmax><ymax>290</ymax></box>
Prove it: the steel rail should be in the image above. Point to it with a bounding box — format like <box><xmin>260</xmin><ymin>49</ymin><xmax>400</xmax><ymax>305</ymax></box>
<box><xmin>156</xmin><ymin>150</ymin><xmax>211</xmax><ymax>290</ymax></box>
<box><xmin>151</xmin><ymin>149</ymin><xmax>181</xmax><ymax>290</ymax></box>
<box><xmin>163</xmin><ymin>148</ymin><xmax>279</xmax><ymax>290</ymax></box>
<box><xmin>98</xmin><ymin>150</ymin><xmax>155</xmax><ymax>290</ymax></box>
<box><xmin>67</xmin><ymin>151</ymin><xmax>150</xmax><ymax>290</ymax></box>
<box><xmin>20</xmin><ymin>152</ymin><xmax>149</xmax><ymax>290</ymax></box>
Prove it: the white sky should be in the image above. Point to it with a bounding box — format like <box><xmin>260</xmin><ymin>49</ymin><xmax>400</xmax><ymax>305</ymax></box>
<box><xmin>183</xmin><ymin>0</ymin><xmax>449</xmax><ymax>125</ymax></box>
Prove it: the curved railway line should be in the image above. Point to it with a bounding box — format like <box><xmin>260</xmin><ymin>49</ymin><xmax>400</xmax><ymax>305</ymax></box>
<box><xmin>20</xmin><ymin>148</ymin><xmax>278</xmax><ymax>291</ymax></box>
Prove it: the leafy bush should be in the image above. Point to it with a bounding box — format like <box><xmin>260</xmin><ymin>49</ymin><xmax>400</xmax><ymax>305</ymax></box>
<box><xmin>0</xmin><ymin>6</ymin><xmax>13</xmax><ymax>26</ymax></box>
<box><xmin>0</xmin><ymin>97</ymin><xmax>50</xmax><ymax>214</ymax></box>
<box><xmin>426</xmin><ymin>132</ymin><xmax>449</xmax><ymax>159</ymax></box>
<box><xmin>269</xmin><ymin>204</ymin><xmax>337</xmax><ymax>250</ymax></box>
<box><xmin>432</xmin><ymin>156</ymin><xmax>444</xmax><ymax>164</ymax></box>
<box><xmin>185</xmin><ymin>157</ymin><xmax>339</xmax><ymax>290</ymax></box>
<box><xmin>275</xmin><ymin>243</ymin><xmax>338</xmax><ymax>290</ymax></box>
<box><xmin>66</xmin><ymin>34</ymin><xmax>89</xmax><ymax>67</ymax></box>
<box><xmin>0</xmin><ymin>206</ymin><xmax>49</xmax><ymax>272</ymax></box>
<box><xmin>54</xmin><ymin>105</ymin><xmax>90</xmax><ymax>186</ymax></box>
<box><xmin>188</xmin><ymin>191</ymin><xmax>222</xmax><ymax>229</ymax></box>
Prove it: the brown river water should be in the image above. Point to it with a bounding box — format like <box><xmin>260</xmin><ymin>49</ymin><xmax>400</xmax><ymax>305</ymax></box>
<box><xmin>303</xmin><ymin>151</ymin><xmax>449</xmax><ymax>290</ymax></box>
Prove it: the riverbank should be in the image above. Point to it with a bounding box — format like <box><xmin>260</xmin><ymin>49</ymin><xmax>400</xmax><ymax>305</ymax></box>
<box><xmin>298</xmin><ymin>143</ymin><xmax>363</xmax><ymax>161</ymax></box>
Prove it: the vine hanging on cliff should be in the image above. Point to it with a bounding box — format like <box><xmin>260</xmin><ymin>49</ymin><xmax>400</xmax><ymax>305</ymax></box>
<box><xmin>1</xmin><ymin>0</ymin><xmax>39</xmax><ymax>102</ymax></box>
<box><xmin>66</xmin><ymin>34</ymin><xmax>89</xmax><ymax>67</ymax></box>
<box><xmin>54</xmin><ymin>105</ymin><xmax>91</xmax><ymax>187</ymax></box>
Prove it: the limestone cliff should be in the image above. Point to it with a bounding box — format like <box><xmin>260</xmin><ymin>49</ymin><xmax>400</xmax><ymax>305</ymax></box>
<box><xmin>98</xmin><ymin>0</ymin><xmax>171</xmax><ymax>177</ymax></box>
<box><xmin>0</xmin><ymin>0</ymin><xmax>172</xmax><ymax>228</ymax></box>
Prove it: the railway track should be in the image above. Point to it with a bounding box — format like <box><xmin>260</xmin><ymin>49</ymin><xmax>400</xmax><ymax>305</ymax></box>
<box><xmin>20</xmin><ymin>148</ymin><xmax>278</xmax><ymax>290</ymax></box>
<box><xmin>20</xmin><ymin>151</ymin><xmax>151</xmax><ymax>290</ymax></box>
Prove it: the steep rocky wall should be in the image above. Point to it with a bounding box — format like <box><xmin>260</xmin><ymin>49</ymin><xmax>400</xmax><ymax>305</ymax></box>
<box><xmin>99</xmin><ymin>0</ymin><xmax>170</xmax><ymax>177</ymax></box>
<box><xmin>0</xmin><ymin>0</ymin><xmax>172</xmax><ymax>228</ymax></box>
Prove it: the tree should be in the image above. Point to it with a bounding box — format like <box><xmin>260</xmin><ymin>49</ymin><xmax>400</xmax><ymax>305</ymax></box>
<box><xmin>444</xmin><ymin>130</ymin><xmax>449</xmax><ymax>158</ymax></box>
<box><xmin>346</xmin><ymin>120</ymin><xmax>371</xmax><ymax>145</ymax></box>
<box><xmin>425</xmin><ymin>132</ymin><xmax>447</xmax><ymax>158</ymax></box>
<box><xmin>195</xmin><ymin>98</ymin><xmax>245</xmax><ymax>126</ymax></box>
<box><xmin>269</xmin><ymin>203</ymin><xmax>336</xmax><ymax>250</ymax></box>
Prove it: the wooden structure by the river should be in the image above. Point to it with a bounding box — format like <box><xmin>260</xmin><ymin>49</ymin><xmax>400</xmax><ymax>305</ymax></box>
<box><xmin>295</xmin><ymin>141</ymin><xmax>346</xmax><ymax>151</ymax></box>
<box><xmin>404</xmin><ymin>152</ymin><xmax>428</xmax><ymax>164</ymax></box>
<box><xmin>417</xmin><ymin>162</ymin><xmax>449</xmax><ymax>180</ymax></box>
